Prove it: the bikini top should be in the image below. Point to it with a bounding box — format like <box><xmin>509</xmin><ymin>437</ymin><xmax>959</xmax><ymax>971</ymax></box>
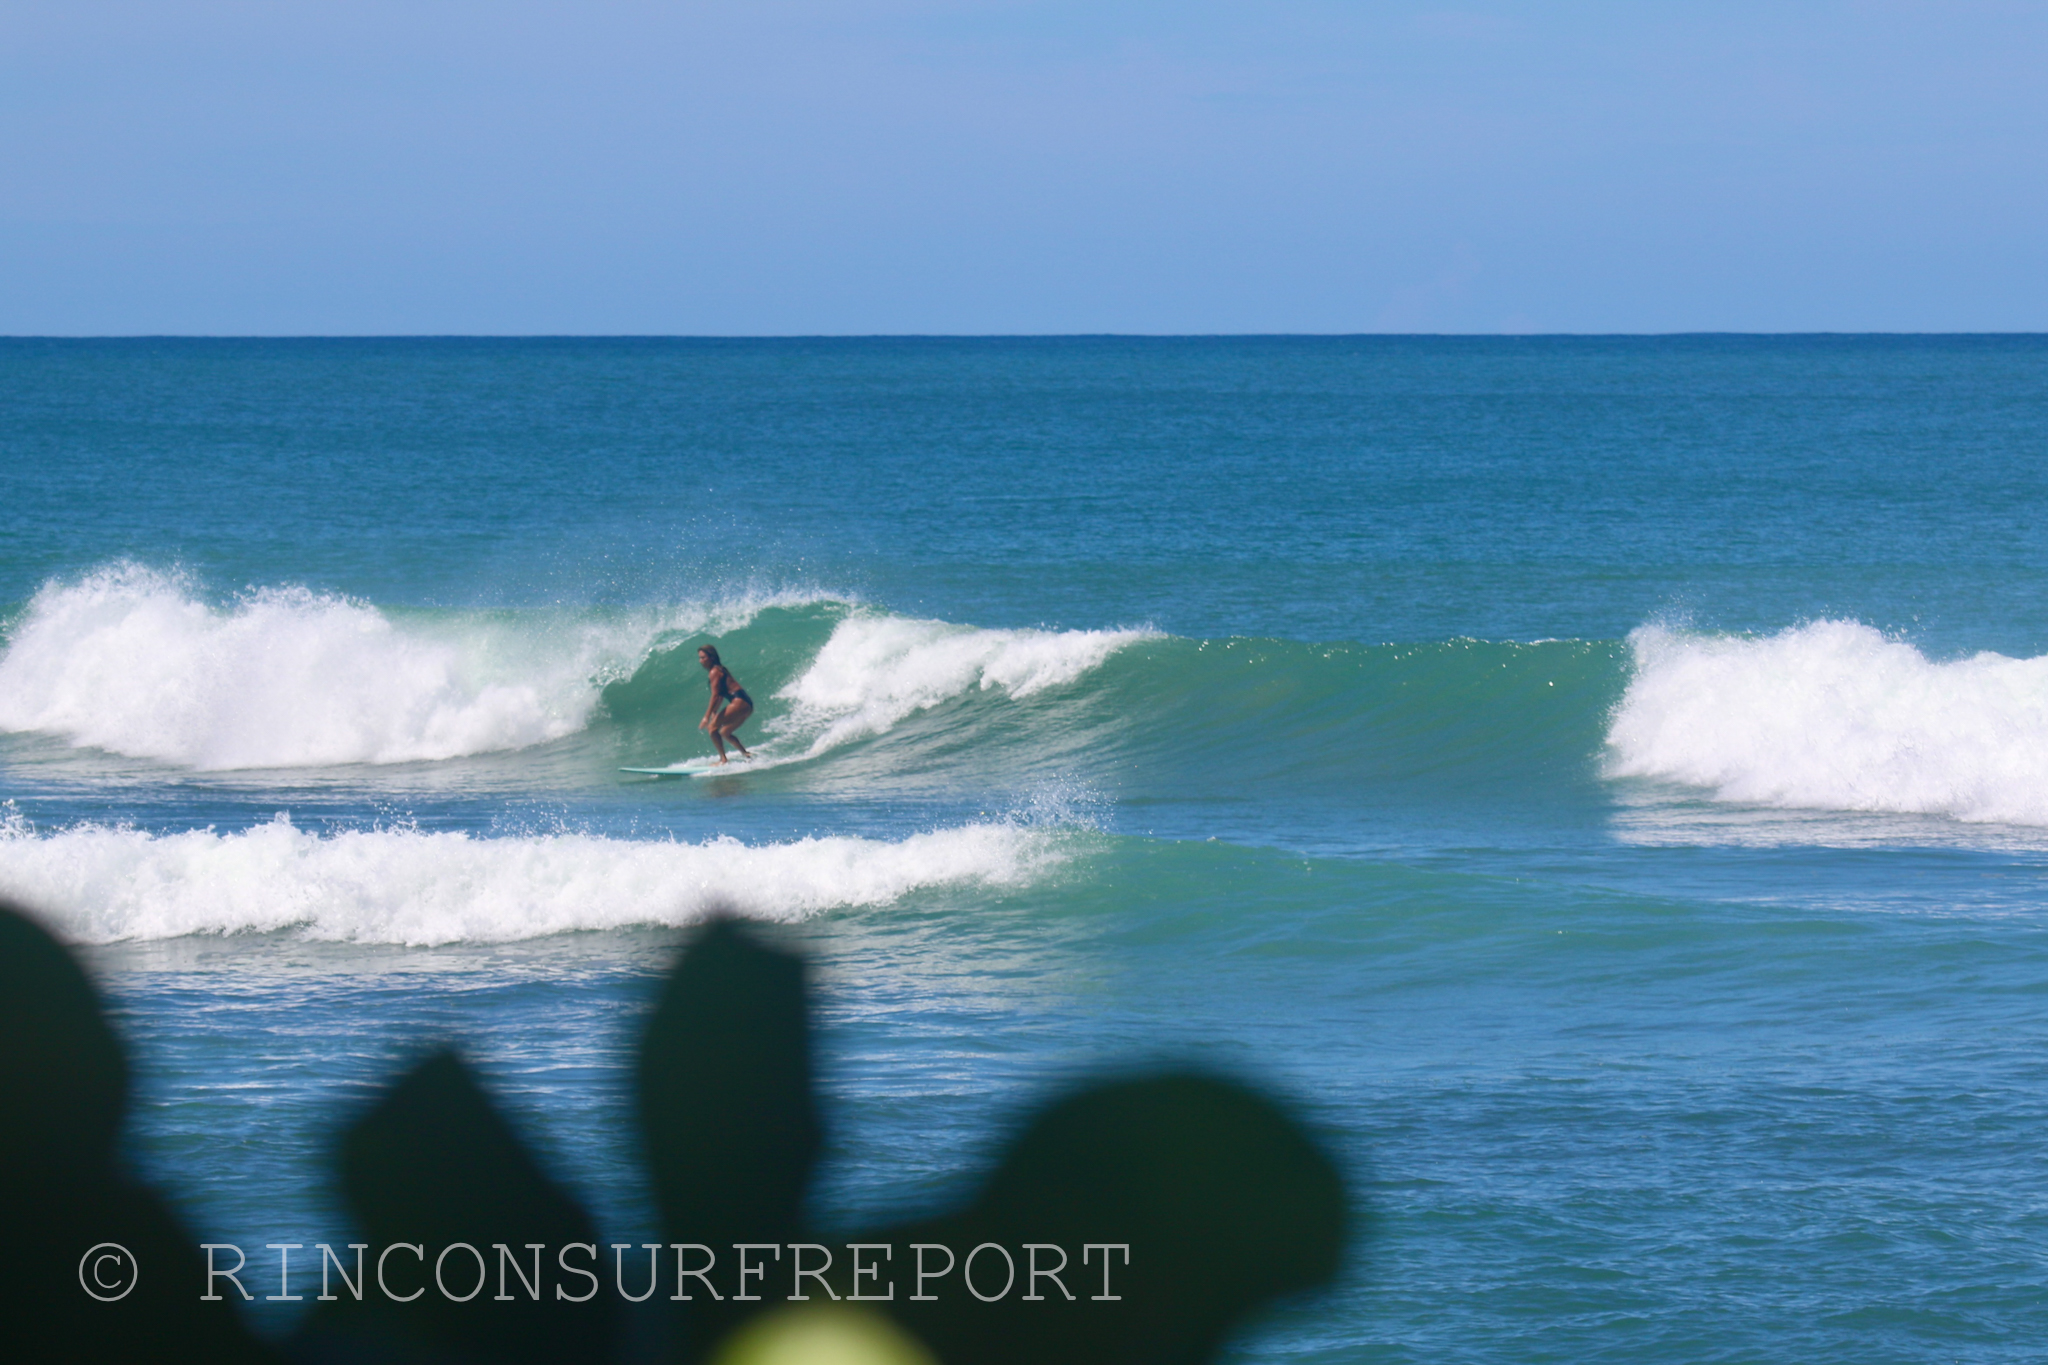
<box><xmin>711</xmin><ymin>668</ymin><xmax>744</xmax><ymax>701</ymax></box>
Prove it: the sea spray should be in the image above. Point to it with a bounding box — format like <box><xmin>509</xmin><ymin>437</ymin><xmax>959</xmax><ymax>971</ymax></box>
<box><xmin>1608</xmin><ymin>620</ymin><xmax>2048</xmax><ymax>824</ymax></box>
<box><xmin>0</xmin><ymin>812</ymin><xmax>1063</xmax><ymax>945</ymax></box>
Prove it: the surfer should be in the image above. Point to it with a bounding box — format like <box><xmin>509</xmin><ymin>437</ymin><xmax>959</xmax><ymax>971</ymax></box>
<box><xmin>697</xmin><ymin>645</ymin><xmax>754</xmax><ymax>763</ymax></box>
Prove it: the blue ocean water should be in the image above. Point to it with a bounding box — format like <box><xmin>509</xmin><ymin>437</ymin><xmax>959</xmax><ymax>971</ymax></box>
<box><xmin>5</xmin><ymin>335</ymin><xmax>2048</xmax><ymax>1361</ymax></box>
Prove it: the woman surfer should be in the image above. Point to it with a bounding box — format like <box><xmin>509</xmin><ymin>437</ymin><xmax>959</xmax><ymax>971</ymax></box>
<box><xmin>697</xmin><ymin>645</ymin><xmax>754</xmax><ymax>763</ymax></box>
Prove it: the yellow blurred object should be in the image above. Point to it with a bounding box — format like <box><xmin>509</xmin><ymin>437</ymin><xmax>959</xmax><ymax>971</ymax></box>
<box><xmin>707</xmin><ymin>1303</ymin><xmax>940</xmax><ymax>1365</ymax></box>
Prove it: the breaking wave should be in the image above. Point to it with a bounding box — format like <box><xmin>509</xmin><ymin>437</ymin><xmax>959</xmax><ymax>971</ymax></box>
<box><xmin>0</xmin><ymin>565</ymin><xmax>1150</xmax><ymax>774</ymax></box>
<box><xmin>771</xmin><ymin>613</ymin><xmax>1157</xmax><ymax>757</ymax></box>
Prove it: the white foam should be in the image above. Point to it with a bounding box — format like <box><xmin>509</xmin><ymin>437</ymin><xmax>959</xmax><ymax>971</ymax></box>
<box><xmin>0</xmin><ymin>565</ymin><xmax>808</xmax><ymax>770</ymax></box>
<box><xmin>1607</xmin><ymin>620</ymin><xmax>2048</xmax><ymax>825</ymax></box>
<box><xmin>773</xmin><ymin>613</ymin><xmax>1153</xmax><ymax>756</ymax></box>
<box><xmin>0</xmin><ymin>808</ymin><xmax>1059</xmax><ymax>945</ymax></box>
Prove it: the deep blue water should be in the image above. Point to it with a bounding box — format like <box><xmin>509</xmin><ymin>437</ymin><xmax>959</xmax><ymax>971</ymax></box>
<box><xmin>5</xmin><ymin>336</ymin><xmax>2048</xmax><ymax>1362</ymax></box>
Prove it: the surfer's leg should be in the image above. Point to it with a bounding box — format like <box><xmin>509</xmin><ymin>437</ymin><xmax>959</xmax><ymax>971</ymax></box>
<box><xmin>717</xmin><ymin>698</ymin><xmax>753</xmax><ymax>757</ymax></box>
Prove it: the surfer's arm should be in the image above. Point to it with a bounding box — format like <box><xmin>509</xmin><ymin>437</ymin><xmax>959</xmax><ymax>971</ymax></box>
<box><xmin>699</xmin><ymin>669</ymin><xmax>725</xmax><ymax>729</ymax></box>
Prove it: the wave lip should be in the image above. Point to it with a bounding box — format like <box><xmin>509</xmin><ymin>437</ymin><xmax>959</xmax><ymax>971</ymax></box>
<box><xmin>771</xmin><ymin>613</ymin><xmax>1156</xmax><ymax>757</ymax></box>
<box><xmin>0</xmin><ymin>565</ymin><xmax>821</xmax><ymax>770</ymax></box>
<box><xmin>1607</xmin><ymin>620</ymin><xmax>2048</xmax><ymax>825</ymax></box>
<box><xmin>0</xmin><ymin>809</ymin><xmax>1059</xmax><ymax>945</ymax></box>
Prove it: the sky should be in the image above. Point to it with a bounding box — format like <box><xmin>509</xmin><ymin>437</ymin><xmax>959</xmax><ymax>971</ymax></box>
<box><xmin>2</xmin><ymin>1</ymin><xmax>2045</xmax><ymax>335</ymax></box>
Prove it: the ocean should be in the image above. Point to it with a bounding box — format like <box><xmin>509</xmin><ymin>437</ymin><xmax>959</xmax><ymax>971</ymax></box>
<box><xmin>5</xmin><ymin>335</ymin><xmax>2048</xmax><ymax>1362</ymax></box>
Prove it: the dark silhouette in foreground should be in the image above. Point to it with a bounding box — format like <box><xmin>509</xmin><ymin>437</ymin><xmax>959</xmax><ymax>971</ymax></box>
<box><xmin>0</xmin><ymin>898</ymin><xmax>277</xmax><ymax>1365</ymax></box>
<box><xmin>0</xmin><ymin>902</ymin><xmax>1353</xmax><ymax>1364</ymax></box>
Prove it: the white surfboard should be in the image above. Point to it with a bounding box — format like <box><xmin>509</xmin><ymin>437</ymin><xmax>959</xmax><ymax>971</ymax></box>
<box><xmin>619</xmin><ymin>762</ymin><xmax>725</xmax><ymax>778</ymax></box>
<box><xmin>619</xmin><ymin>754</ymin><xmax>780</xmax><ymax>778</ymax></box>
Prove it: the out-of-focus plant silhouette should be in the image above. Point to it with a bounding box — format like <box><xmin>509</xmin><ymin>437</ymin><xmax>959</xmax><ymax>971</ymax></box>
<box><xmin>0</xmin><ymin>899</ymin><xmax>1352</xmax><ymax>1363</ymax></box>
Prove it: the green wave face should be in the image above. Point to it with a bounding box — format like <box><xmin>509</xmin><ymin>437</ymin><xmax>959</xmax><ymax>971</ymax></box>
<box><xmin>598</xmin><ymin>600</ymin><xmax>852</xmax><ymax>726</ymax></box>
<box><xmin>0</xmin><ymin>565</ymin><xmax>1631</xmax><ymax>820</ymax></box>
<box><xmin>600</xmin><ymin>605</ymin><xmax>1630</xmax><ymax>812</ymax></box>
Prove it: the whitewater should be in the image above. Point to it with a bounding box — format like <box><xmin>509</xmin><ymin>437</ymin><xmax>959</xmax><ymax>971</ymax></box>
<box><xmin>0</xmin><ymin>804</ymin><xmax>1060</xmax><ymax>945</ymax></box>
<box><xmin>1611</xmin><ymin>620</ymin><xmax>2048</xmax><ymax>826</ymax></box>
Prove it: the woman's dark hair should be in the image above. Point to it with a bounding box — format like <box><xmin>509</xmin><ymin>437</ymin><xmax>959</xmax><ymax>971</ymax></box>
<box><xmin>698</xmin><ymin>645</ymin><xmax>722</xmax><ymax>668</ymax></box>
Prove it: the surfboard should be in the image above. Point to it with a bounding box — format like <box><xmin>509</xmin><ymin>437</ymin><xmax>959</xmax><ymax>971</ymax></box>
<box><xmin>619</xmin><ymin>760</ymin><xmax>760</xmax><ymax>778</ymax></box>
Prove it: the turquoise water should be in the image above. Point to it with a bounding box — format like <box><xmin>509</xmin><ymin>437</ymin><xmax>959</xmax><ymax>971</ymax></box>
<box><xmin>6</xmin><ymin>336</ymin><xmax>2048</xmax><ymax>1361</ymax></box>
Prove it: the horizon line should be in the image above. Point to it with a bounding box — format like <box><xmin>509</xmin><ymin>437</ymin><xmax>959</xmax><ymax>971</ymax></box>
<box><xmin>5</xmin><ymin>331</ymin><xmax>2047</xmax><ymax>342</ymax></box>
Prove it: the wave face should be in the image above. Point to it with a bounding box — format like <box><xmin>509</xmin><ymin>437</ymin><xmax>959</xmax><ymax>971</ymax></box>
<box><xmin>658</xmin><ymin>623</ymin><xmax>1616</xmax><ymax>804</ymax></box>
<box><xmin>1608</xmin><ymin>621</ymin><xmax>2048</xmax><ymax>825</ymax></box>
<box><xmin>0</xmin><ymin>565</ymin><xmax>804</xmax><ymax>769</ymax></box>
<box><xmin>2</xmin><ymin>566</ymin><xmax>1632</xmax><ymax>815</ymax></box>
<box><xmin>0</xmin><ymin>808</ymin><xmax>1058</xmax><ymax>944</ymax></box>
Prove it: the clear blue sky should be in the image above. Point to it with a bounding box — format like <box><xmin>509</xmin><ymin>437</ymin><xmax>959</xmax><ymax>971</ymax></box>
<box><xmin>3</xmin><ymin>1</ymin><xmax>2044</xmax><ymax>334</ymax></box>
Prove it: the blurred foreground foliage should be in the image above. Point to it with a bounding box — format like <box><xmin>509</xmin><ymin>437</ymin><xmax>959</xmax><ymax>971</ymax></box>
<box><xmin>0</xmin><ymin>900</ymin><xmax>1351</xmax><ymax>1364</ymax></box>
